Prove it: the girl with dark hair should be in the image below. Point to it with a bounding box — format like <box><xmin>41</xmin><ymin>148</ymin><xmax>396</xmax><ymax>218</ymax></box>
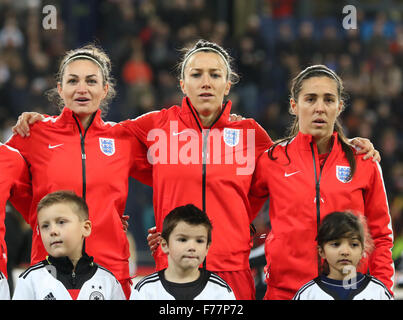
<box><xmin>293</xmin><ymin>211</ymin><xmax>392</xmax><ymax>300</ymax></box>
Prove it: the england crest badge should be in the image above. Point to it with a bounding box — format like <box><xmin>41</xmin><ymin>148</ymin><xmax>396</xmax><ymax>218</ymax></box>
<box><xmin>336</xmin><ymin>165</ymin><xmax>351</xmax><ymax>183</ymax></box>
<box><xmin>99</xmin><ymin>138</ymin><xmax>115</xmax><ymax>156</ymax></box>
<box><xmin>223</xmin><ymin>128</ymin><xmax>240</xmax><ymax>147</ymax></box>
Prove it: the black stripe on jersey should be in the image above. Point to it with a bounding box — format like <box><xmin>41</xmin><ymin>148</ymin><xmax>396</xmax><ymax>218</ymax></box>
<box><xmin>369</xmin><ymin>276</ymin><xmax>393</xmax><ymax>299</ymax></box>
<box><xmin>135</xmin><ymin>273</ymin><xmax>160</xmax><ymax>292</ymax></box>
<box><xmin>209</xmin><ymin>273</ymin><xmax>233</xmax><ymax>293</ymax></box>
<box><xmin>20</xmin><ymin>261</ymin><xmax>46</xmax><ymax>279</ymax></box>
<box><xmin>97</xmin><ymin>265</ymin><xmax>120</xmax><ymax>284</ymax></box>
<box><xmin>0</xmin><ymin>272</ymin><xmax>4</xmax><ymax>280</ymax></box>
<box><xmin>97</xmin><ymin>265</ymin><xmax>116</xmax><ymax>277</ymax></box>
<box><xmin>293</xmin><ymin>280</ymin><xmax>316</xmax><ymax>300</ymax></box>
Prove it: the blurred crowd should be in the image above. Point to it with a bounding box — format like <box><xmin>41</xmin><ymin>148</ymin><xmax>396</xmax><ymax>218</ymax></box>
<box><xmin>0</xmin><ymin>0</ymin><xmax>402</xmax><ymax>275</ymax></box>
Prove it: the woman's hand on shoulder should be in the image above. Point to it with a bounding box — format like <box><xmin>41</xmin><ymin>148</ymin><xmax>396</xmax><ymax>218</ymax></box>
<box><xmin>349</xmin><ymin>137</ymin><xmax>381</xmax><ymax>162</ymax></box>
<box><xmin>12</xmin><ymin>112</ymin><xmax>45</xmax><ymax>137</ymax></box>
<box><xmin>228</xmin><ymin>114</ymin><xmax>245</xmax><ymax>122</ymax></box>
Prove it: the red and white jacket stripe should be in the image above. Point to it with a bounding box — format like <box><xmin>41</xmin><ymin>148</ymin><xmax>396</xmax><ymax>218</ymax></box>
<box><xmin>249</xmin><ymin>131</ymin><xmax>394</xmax><ymax>299</ymax></box>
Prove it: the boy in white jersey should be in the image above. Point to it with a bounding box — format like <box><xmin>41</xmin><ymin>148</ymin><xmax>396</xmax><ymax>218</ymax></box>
<box><xmin>293</xmin><ymin>211</ymin><xmax>392</xmax><ymax>300</ymax></box>
<box><xmin>13</xmin><ymin>191</ymin><xmax>125</xmax><ymax>300</ymax></box>
<box><xmin>130</xmin><ymin>204</ymin><xmax>235</xmax><ymax>300</ymax></box>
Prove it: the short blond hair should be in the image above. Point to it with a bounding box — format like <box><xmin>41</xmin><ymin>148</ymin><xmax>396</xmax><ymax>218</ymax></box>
<box><xmin>37</xmin><ymin>190</ymin><xmax>89</xmax><ymax>221</ymax></box>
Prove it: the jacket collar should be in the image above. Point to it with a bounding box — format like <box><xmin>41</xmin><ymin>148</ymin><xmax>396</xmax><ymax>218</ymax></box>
<box><xmin>54</xmin><ymin>107</ymin><xmax>104</xmax><ymax>132</ymax></box>
<box><xmin>46</xmin><ymin>252</ymin><xmax>94</xmax><ymax>275</ymax></box>
<box><xmin>295</xmin><ymin>131</ymin><xmax>339</xmax><ymax>152</ymax></box>
<box><xmin>179</xmin><ymin>96</ymin><xmax>232</xmax><ymax>130</ymax></box>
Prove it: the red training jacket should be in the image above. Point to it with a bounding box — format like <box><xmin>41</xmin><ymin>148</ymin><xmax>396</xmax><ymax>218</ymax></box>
<box><xmin>122</xmin><ymin>97</ymin><xmax>273</xmax><ymax>272</ymax></box>
<box><xmin>0</xmin><ymin>144</ymin><xmax>32</xmax><ymax>277</ymax></box>
<box><xmin>249</xmin><ymin>131</ymin><xmax>394</xmax><ymax>299</ymax></box>
<box><xmin>6</xmin><ymin>108</ymin><xmax>152</xmax><ymax>282</ymax></box>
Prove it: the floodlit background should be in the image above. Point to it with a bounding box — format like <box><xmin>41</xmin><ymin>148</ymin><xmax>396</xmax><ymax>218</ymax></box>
<box><xmin>0</xmin><ymin>0</ymin><xmax>402</xmax><ymax>299</ymax></box>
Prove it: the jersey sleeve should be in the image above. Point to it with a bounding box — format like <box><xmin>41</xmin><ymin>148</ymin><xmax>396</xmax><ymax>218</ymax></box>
<box><xmin>111</xmin><ymin>279</ymin><xmax>126</xmax><ymax>300</ymax></box>
<box><xmin>12</xmin><ymin>275</ymin><xmax>35</xmax><ymax>300</ymax></box>
<box><xmin>5</xmin><ymin>132</ymin><xmax>30</xmax><ymax>154</ymax></box>
<box><xmin>8</xmin><ymin>150</ymin><xmax>32</xmax><ymax>223</ymax></box>
<box><xmin>120</xmin><ymin>112</ymin><xmax>163</xmax><ymax>186</ymax></box>
<box><xmin>253</xmin><ymin>120</ymin><xmax>273</xmax><ymax>157</ymax></box>
<box><xmin>248</xmin><ymin>151</ymin><xmax>270</xmax><ymax>222</ymax></box>
<box><xmin>120</xmin><ymin>110</ymin><xmax>162</xmax><ymax>145</ymax></box>
<box><xmin>128</xmin><ymin>135</ymin><xmax>153</xmax><ymax>186</ymax></box>
<box><xmin>0</xmin><ymin>276</ymin><xmax>10</xmax><ymax>300</ymax></box>
<box><xmin>364</xmin><ymin>161</ymin><xmax>394</xmax><ymax>294</ymax></box>
<box><xmin>221</xmin><ymin>288</ymin><xmax>236</xmax><ymax>300</ymax></box>
<box><xmin>129</xmin><ymin>288</ymin><xmax>144</xmax><ymax>300</ymax></box>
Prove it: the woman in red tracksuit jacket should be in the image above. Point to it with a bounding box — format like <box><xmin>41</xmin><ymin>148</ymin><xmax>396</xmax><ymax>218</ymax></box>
<box><xmin>0</xmin><ymin>144</ymin><xmax>31</xmax><ymax>299</ymax></box>
<box><xmin>249</xmin><ymin>65</ymin><xmax>394</xmax><ymax>300</ymax></box>
<box><xmin>6</xmin><ymin>45</ymin><xmax>152</xmax><ymax>299</ymax></box>
<box><xmin>121</xmin><ymin>40</ymin><xmax>272</xmax><ymax>300</ymax></box>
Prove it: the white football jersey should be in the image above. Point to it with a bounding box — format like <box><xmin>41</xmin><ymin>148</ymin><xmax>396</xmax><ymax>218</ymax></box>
<box><xmin>130</xmin><ymin>269</ymin><xmax>236</xmax><ymax>300</ymax></box>
<box><xmin>0</xmin><ymin>272</ymin><xmax>10</xmax><ymax>300</ymax></box>
<box><xmin>13</xmin><ymin>261</ymin><xmax>125</xmax><ymax>300</ymax></box>
<box><xmin>293</xmin><ymin>274</ymin><xmax>393</xmax><ymax>300</ymax></box>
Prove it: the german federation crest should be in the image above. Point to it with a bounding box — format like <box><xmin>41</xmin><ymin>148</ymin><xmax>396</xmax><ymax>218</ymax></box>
<box><xmin>336</xmin><ymin>165</ymin><xmax>351</xmax><ymax>183</ymax></box>
<box><xmin>99</xmin><ymin>138</ymin><xmax>115</xmax><ymax>156</ymax></box>
<box><xmin>223</xmin><ymin>128</ymin><xmax>240</xmax><ymax>147</ymax></box>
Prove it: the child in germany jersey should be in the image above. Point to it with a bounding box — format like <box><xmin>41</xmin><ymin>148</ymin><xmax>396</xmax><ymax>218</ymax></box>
<box><xmin>130</xmin><ymin>204</ymin><xmax>235</xmax><ymax>300</ymax></box>
<box><xmin>293</xmin><ymin>211</ymin><xmax>392</xmax><ymax>300</ymax></box>
<box><xmin>13</xmin><ymin>191</ymin><xmax>125</xmax><ymax>300</ymax></box>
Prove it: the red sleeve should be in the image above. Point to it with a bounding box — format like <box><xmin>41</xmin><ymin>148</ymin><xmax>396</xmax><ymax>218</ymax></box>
<box><xmin>9</xmin><ymin>159</ymin><xmax>32</xmax><ymax>224</ymax></box>
<box><xmin>119</xmin><ymin>112</ymin><xmax>163</xmax><ymax>186</ymax></box>
<box><xmin>2</xmin><ymin>146</ymin><xmax>32</xmax><ymax>223</ymax></box>
<box><xmin>128</xmin><ymin>135</ymin><xmax>153</xmax><ymax>186</ymax></box>
<box><xmin>253</xmin><ymin>120</ymin><xmax>273</xmax><ymax>157</ymax></box>
<box><xmin>120</xmin><ymin>111</ymin><xmax>162</xmax><ymax>145</ymax></box>
<box><xmin>248</xmin><ymin>151</ymin><xmax>270</xmax><ymax>222</ymax></box>
<box><xmin>245</xmin><ymin>120</ymin><xmax>272</xmax><ymax>222</ymax></box>
<box><xmin>364</xmin><ymin>161</ymin><xmax>394</xmax><ymax>294</ymax></box>
<box><xmin>5</xmin><ymin>132</ymin><xmax>30</xmax><ymax>156</ymax></box>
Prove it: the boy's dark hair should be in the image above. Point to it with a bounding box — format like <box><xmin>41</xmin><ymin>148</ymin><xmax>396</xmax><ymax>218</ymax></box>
<box><xmin>37</xmin><ymin>190</ymin><xmax>89</xmax><ymax>221</ymax></box>
<box><xmin>161</xmin><ymin>204</ymin><xmax>213</xmax><ymax>244</ymax></box>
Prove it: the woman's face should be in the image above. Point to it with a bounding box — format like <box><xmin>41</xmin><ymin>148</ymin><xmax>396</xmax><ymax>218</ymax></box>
<box><xmin>57</xmin><ymin>59</ymin><xmax>108</xmax><ymax>117</ymax></box>
<box><xmin>180</xmin><ymin>51</ymin><xmax>231</xmax><ymax>119</ymax></box>
<box><xmin>290</xmin><ymin>76</ymin><xmax>343</xmax><ymax>141</ymax></box>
